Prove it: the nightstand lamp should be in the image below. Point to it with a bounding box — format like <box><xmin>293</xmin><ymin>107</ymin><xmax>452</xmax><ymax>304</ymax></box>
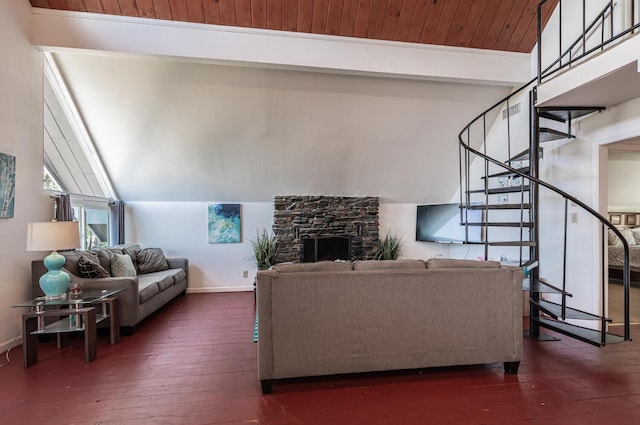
<box><xmin>27</xmin><ymin>221</ymin><xmax>80</xmax><ymax>299</ymax></box>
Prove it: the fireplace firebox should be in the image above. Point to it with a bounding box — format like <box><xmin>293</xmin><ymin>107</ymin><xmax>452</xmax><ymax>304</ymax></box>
<box><xmin>302</xmin><ymin>237</ymin><xmax>351</xmax><ymax>262</ymax></box>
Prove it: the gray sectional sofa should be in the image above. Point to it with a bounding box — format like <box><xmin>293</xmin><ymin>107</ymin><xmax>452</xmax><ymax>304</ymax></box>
<box><xmin>256</xmin><ymin>258</ymin><xmax>523</xmax><ymax>393</ymax></box>
<box><xmin>31</xmin><ymin>244</ymin><xmax>188</xmax><ymax>334</ymax></box>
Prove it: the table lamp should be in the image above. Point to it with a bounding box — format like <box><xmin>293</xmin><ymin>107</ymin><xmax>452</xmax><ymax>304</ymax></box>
<box><xmin>26</xmin><ymin>221</ymin><xmax>80</xmax><ymax>299</ymax></box>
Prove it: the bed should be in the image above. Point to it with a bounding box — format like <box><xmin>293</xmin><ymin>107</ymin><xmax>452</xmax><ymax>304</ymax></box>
<box><xmin>608</xmin><ymin>212</ymin><xmax>640</xmax><ymax>282</ymax></box>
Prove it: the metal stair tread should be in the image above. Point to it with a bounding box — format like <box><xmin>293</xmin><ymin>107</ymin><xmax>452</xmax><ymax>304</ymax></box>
<box><xmin>487</xmin><ymin>241</ymin><xmax>537</xmax><ymax>247</ymax></box>
<box><xmin>539</xmin><ymin>127</ymin><xmax>574</xmax><ymax>143</ymax></box>
<box><xmin>532</xmin><ymin>299</ymin><xmax>609</xmax><ymax>321</ymax></box>
<box><xmin>481</xmin><ymin>167</ymin><xmax>529</xmax><ymax>179</ymax></box>
<box><xmin>465</xmin><ymin>203</ymin><xmax>531</xmax><ymax>210</ymax></box>
<box><xmin>508</xmin><ymin>148</ymin><xmax>543</xmax><ymax>163</ymax></box>
<box><xmin>467</xmin><ymin>185</ymin><xmax>530</xmax><ymax>194</ymax></box>
<box><xmin>533</xmin><ymin>317</ymin><xmax>624</xmax><ymax>347</ymax></box>
<box><xmin>538</xmin><ymin>107</ymin><xmax>605</xmax><ymax>123</ymax></box>
<box><xmin>465</xmin><ymin>222</ymin><xmax>533</xmax><ymax>228</ymax></box>
<box><xmin>523</xmin><ymin>278</ymin><xmax>569</xmax><ymax>295</ymax></box>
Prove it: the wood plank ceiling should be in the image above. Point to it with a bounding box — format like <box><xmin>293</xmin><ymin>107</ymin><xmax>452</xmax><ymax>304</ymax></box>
<box><xmin>29</xmin><ymin>0</ymin><xmax>559</xmax><ymax>53</ymax></box>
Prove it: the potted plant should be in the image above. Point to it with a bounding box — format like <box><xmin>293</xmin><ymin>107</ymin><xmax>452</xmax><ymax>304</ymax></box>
<box><xmin>250</xmin><ymin>229</ymin><xmax>278</xmax><ymax>303</ymax></box>
<box><xmin>250</xmin><ymin>229</ymin><xmax>278</xmax><ymax>270</ymax></box>
<box><xmin>374</xmin><ymin>231</ymin><xmax>403</xmax><ymax>260</ymax></box>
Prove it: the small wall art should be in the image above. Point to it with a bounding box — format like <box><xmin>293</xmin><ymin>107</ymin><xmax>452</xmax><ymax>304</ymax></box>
<box><xmin>0</xmin><ymin>152</ymin><xmax>16</xmax><ymax>219</ymax></box>
<box><xmin>208</xmin><ymin>203</ymin><xmax>241</xmax><ymax>243</ymax></box>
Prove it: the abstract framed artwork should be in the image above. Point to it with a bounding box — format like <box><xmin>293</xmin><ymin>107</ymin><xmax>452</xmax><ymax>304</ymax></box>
<box><xmin>208</xmin><ymin>203</ymin><xmax>241</xmax><ymax>243</ymax></box>
<box><xmin>0</xmin><ymin>152</ymin><xmax>16</xmax><ymax>219</ymax></box>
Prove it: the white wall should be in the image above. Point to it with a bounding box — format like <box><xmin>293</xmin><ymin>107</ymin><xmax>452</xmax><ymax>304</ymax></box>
<box><xmin>0</xmin><ymin>0</ymin><xmax>52</xmax><ymax>354</ymax></box>
<box><xmin>52</xmin><ymin>52</ymin><xmax>511</xmax><ymax>205</ymax></box>
<box><xmin>125</xmin><ymin>201</ymin><xmax>274</xmax><ymax>291</ymax></box>
<box><xmin>608</xmin><ymin>154</ymin><xmax>640</xmax><ymax>210</ymax></box>
<box><xmin>128</xmin><ymin>201</ymin><xmax>476</xmax><ymax>292</ymax></box>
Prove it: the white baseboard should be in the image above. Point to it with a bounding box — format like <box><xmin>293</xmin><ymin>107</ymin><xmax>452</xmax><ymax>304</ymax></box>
<box><xmin>186</xmin><ymin>286</ymin><xmax>254</xmax><ymax>293</ymax></box>
<box><xmin>0</xmin><ymin>335</ymin><xmax>22</xmax><ymax>359</ymax></box>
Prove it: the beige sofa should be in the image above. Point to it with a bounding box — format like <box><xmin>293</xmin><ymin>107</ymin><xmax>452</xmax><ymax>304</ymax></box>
<box><xmin>256</xmin><ymin>258</ymin><xmax>523</xmax><ymax>393</ymax></box>
<box><xmin>32</xmin><ymin>245</ymin><xmax>188</xmax><ymax>334</ymax></box>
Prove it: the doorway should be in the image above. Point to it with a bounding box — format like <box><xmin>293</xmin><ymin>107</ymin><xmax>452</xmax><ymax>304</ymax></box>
<box><xmin>603</xmin><ymin>140</ymin><xmax>640</xmax><ymax>324</ymax></box>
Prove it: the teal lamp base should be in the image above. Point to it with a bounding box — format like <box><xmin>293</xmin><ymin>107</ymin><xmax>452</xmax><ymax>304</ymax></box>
<box><xmin>39</xmin><ymin>251</ymin><xmax>70</xmax><ymax>300</ymax></box>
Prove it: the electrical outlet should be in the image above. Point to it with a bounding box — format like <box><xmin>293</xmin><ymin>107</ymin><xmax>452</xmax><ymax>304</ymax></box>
<box><xmin>243</xmin><ymin>270</ymin><xmax>249</xmax><ymax>278</ymax></box>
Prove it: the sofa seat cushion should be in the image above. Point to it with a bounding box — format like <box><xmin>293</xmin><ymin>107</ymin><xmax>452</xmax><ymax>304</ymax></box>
<box><xmin>354</xmin><ymin>259</ymin><xmax>426</xmax><ymax>271</ymax></box>
<box><xmin>171</xmin><ymin>268</ymin><xmax>187</xmax><ymax>283</ymax></box>
<box><xmin>137</xmin><ymin>279</ymin><xmax>160</xmax><ymax>304</ymax></box>
<box><xmin>138</xmin><ymin>269</ymin><xmax>186</xmax><ymax>295</ymax></box>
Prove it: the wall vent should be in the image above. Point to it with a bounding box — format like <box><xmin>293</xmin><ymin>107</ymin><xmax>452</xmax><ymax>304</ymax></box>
<box><xmin>502</xmin><ymin>103</ymin><xmax>521</xmax><ymax>119</ymax></box>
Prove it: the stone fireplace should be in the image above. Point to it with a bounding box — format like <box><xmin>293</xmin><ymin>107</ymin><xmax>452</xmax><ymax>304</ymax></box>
<box><xmin>273</xmin><ymin>196</ymin><xmax>380</xmax><ymax>263</ymax></box>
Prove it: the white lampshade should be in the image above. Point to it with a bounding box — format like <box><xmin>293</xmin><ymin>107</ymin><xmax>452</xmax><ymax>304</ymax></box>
<box><xmin>26</xmin><ymin>221</ymin><xmax>80</xmax><ymax>252</ymax></box>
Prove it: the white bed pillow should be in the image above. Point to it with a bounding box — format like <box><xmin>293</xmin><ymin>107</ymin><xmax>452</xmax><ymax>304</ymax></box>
<box><xmin>621</xmin><ymin>228</ymin><xmax>636</xmax><ymax>246</ymax></box>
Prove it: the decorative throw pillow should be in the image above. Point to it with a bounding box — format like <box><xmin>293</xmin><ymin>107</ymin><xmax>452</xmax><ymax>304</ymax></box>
<box><xmin>78</xmin><ymin>255</ymin><xmax>111</xmax><ymax>278</ymax></box>
<box><xmin>112</xmin><ymin>244</ymin><xmax>141</xmax><ymax>272</ymax></box>
<box><xmin>111</xmin><ymin>253</ymin><xmax>137</xmax><ymax>277</ymax></box>
<box><xmin>137</xmin><ymin>248</ymin><xmax>169</xmax><ymax>274</ymax></box>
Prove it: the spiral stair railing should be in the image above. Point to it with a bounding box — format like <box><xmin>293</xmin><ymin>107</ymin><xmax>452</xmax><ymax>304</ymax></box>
<box><xmin>457</xmin><ymin>0</ymin><xmax>637</xmax><ymax>345</ymax></box>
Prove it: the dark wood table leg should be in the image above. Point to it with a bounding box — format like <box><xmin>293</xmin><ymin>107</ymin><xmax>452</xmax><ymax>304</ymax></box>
<box><xmin>22</xmin><ymin>315</ymin><xmax>38</xmax><ymax>368</ymax></box>
<box><xmin>84</xmin><ymin>308</ymin><xmax>97</xmax><ymax>363</ymax></box>
<box><xmin>57</xmin><ymin>333</ymin><xmax>69</xmax><ymax>349</ymax></box>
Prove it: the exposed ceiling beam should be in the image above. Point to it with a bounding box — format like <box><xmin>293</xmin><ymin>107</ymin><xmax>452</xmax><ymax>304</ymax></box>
<box><xmin>30</xmin><ymin>8</ymin><xmax>532</xmax><ymax>86</ymax></box>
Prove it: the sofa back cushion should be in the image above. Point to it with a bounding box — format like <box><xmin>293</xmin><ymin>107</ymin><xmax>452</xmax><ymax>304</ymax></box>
<box><xmin>426</xmin><ymin>258</ymin><xmax>501</xmax><ymax>269</ymax></box>
<box><xmin>90</xmin><ymin>248</ymin><xmax>114</xmax><ymax>272</ymax></box>
<box><xmin>137</xmin><ymin>248</ymin><xmax>169</xmax><ymax>274</ymax></box>
<box><xmin>353</xmin><ymin>259</ymin><xmax>426</xmax><ymax>271</ymax></box>
<box><xmin>272</xmin><ymin>261</ymin><xmax>353</xmax><ymax>273</ymax></box>
<box><xmin>62</xmin><ymin>251</ymin><xmax>102</xmax><ymax>277</ymax></box>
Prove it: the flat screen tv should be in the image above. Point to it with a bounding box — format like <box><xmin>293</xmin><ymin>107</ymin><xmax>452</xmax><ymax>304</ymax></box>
<box><xmin>416</xmin><ymin>203</ymin><xmax>483</xmax><ymax>243</ymax></box>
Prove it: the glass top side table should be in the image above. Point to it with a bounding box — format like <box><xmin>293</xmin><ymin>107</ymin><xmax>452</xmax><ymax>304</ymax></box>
<box><xmin>13</xmin><ymin>288</ymin><xmax>124</xmax><ymax>308</ymax></box>
<box><xmin>12</xmin><ymin>288</ymin><xmax>124</xmax><ymax>367</ymax></box>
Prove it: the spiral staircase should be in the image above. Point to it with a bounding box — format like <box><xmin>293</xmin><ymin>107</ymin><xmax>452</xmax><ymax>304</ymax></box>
<box><xmin>458</xmin><ymin>0</ymin><xmax>640</xmax><ymax>346</ymax></box>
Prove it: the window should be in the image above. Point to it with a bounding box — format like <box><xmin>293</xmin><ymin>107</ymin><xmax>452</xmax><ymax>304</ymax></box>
<box><xmin>72</xmin><ymin>202</ymin><xmax>112</xmax><ymax>250</ymax></box>
<box><xmin>48</xmin><ymin>193</ymin><xmax>122</xmax><ymax>250</ymax></box>
<box><xmin>43</xmin><ymin>166</ymin><xmax>63</xmax><ymax>192</ymax></box>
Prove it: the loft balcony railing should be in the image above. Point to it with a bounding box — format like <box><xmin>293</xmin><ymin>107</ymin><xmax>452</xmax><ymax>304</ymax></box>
<box><xmin>538</xmin><ymin>0</ymin><xmax>640</xmax><ymax>84</ymax></box>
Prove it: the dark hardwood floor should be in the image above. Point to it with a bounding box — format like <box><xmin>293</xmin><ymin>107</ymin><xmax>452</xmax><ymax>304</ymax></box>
<box><xmin>2</xmin><ymin>292</ymin><xmax>640</xmax><ymax>424</ymax></box>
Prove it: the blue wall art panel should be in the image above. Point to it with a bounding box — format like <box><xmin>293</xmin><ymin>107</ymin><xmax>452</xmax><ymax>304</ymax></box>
<box><xmin>0</xmin><ymin>152</ymin><xmax>16</xmax><ymax>219</ymax></box>
<box><xmin>208</xmin><ymin>203</ymin><xmax>241</xmax><ymax>243</ymax></box>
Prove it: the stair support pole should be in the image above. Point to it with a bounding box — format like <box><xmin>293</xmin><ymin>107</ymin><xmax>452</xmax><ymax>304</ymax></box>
<box><xmin>528</xmin><ymin>88</ymin><xmax>542</xmax><ymax>339</ymax></box>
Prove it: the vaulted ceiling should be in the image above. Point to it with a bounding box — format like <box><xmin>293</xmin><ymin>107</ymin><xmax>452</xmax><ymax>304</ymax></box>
<box><xmin>29</xmin><ymin>0</ymin><xmax>558</xmax><ymax>53</ymax></box>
